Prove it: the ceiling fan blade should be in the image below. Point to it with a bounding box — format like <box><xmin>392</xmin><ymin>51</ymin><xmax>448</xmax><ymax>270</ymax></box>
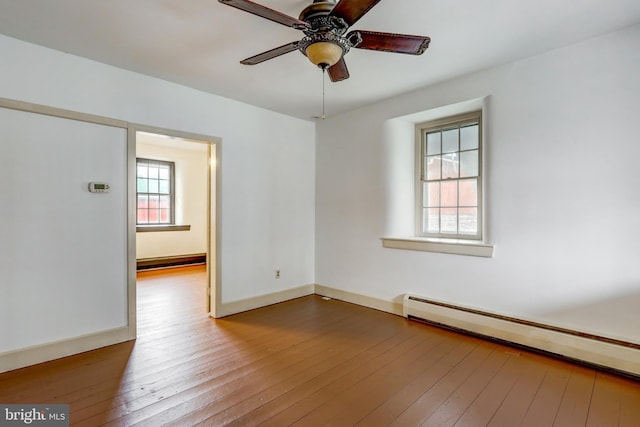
<box><xmin>329</xmin><ymin>0</ymin><xmax>382</xmax><ymax>26</ymax></box>
<box><xmin>350</xmin><ymin>30</ymin><xmax>430</xmax><ymax>55</ymax></box>
<box><xmin>240</xmin><ymin>41</ymin><xmax>300</xmax><ymax>65</ymax></box>
<box><xmin>328</xmin><ymin>57</ymin><xmax>350</xmax><ymax>82</ymax></box>
<box><xmin>219</xmin><ymin>0</ymin><xmax>310</xmax><ymax>30</ymax></box>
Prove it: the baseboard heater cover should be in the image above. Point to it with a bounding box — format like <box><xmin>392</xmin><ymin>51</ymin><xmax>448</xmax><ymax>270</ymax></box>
<box><xmin>403</xmin><ymin>294</ymin><xmax>640</xmax><ymax>378</ymax></box>
<box><xmin>137</xmin><ymin>253</ymin><xmax>206</xmax><ymax>270</ymax></box>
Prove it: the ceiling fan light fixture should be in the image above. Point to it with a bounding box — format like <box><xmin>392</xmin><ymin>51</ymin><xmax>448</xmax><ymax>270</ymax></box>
<box><xmin>305</xmin><ymin>41</ymin><xmax>343</xmax><ymax>68</ymax></box>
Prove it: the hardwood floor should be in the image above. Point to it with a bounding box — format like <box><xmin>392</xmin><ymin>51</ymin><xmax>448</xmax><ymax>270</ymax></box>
<box><xmin>1</xmin><ymin>265</ymin><xmax>639</xmax><ymax>426</ymax></box>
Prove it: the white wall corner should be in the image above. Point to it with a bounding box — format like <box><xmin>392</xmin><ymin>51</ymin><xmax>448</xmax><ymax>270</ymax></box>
<box><xmin>313</xmin><ymin>284</ymin><xmax>404</xmax><ymax>317</ymax></box>
<box><xmin>213</xmin><ymin>284</ymin><xmax>315</xmax><ymax>318</ymax></box>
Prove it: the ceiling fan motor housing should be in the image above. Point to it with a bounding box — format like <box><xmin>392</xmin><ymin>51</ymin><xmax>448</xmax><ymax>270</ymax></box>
<box><xmin>299</xmin><ymin>0</ymin><xmax>337</xmax><ymax>21</ymax></box>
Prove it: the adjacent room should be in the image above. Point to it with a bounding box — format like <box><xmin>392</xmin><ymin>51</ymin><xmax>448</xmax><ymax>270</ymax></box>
<box><xmin>1</xmin><ymin>0</ymin><xmax>639</xmax><ymax>425</ymax></box>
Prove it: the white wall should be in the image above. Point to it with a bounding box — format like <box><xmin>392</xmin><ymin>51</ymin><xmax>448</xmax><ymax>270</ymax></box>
<box><xmin>0</xmin><ymin>34</ymin><xmax>315</xmax><ymax>356</ymax></box>
<box><xmin>136</xmin><ymin>138</ymin><xmax>208</xmax><ymax>259</ymax></box>
<box><xmin>0</xmin><ymin>108</ymin><xmax>128</xmax><ymax>353</ymax></box>
<box><xmin>316</xmin><ymin>24</ymin><xmax>640</xmax><ymax>344</ymax></box>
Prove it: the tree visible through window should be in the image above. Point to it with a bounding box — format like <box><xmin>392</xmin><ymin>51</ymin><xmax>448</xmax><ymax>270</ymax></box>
<box><xmin>136</xmin><ymin>158</ymin><xmax>174</xmax><ymax>224</ymax></box>
<box><xmin>418</xmin><ymin>111</ymin><xmax>482</xmax><ymax>239</ymax></box>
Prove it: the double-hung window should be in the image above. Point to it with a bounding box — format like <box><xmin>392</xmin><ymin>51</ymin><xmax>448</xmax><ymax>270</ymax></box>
<box><xmin>417</xmin><ymin>111</ymin><xmax>482</xmax><ymax>240</ymax></box>
<box><xmin>136</xmin><ymin>158</ymin><xmax>175</xmax><ymax>225</ymax></box>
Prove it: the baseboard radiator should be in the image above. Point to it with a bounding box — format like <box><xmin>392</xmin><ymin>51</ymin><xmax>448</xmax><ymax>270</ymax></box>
<box><xmin>403</xmin><ymin>294</ymin><xmax>640</xmax><ymax>378</ymax></box>
<box><xmin>137</xmin><ymin>253</ymin><xmax>206</xmax><ymax>271</ymax></box>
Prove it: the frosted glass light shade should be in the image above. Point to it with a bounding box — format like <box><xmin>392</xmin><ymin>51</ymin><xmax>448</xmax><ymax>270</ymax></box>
<box><xmin>305</xmin><ymin>42</ymin><xmax>343</xmax><ymax>68</ymax></box>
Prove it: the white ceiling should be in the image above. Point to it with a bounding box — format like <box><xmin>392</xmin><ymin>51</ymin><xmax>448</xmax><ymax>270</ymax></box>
<box><xmin>1</xmin><ymin>0</ymin><xmax>639</xmax><ymax>120</ymax></box>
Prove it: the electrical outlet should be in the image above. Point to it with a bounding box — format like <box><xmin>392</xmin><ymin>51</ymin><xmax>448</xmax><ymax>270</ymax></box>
<box><xmin>275</xmin><ymin>269</ymin><xmax>280</xmax><ymax>279</ymax></box>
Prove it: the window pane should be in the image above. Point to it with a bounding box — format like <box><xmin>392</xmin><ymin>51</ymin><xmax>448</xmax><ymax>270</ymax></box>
<box><xmin>159</xmin><ymin>195</ymin><xmax>170</xmax><ymax>209</ymax></box>
<box><xmin>148</xmin><ymin>195</ymin><xmax>159</xmax><ymax>209</ymax></box>
<box><xmin>441</xmin><ymin>208</ymin><xmax>458</xmax><ymax>233</ymax></box>
<box><xmin>442</xmin><ymin>128</ymin><xmax>458</xmax><ymax>153</ymax></box>
<box><xmin>426</xmin><ymin>156</ymin><xmax>441</xmax><ymax>181</ymax></box>
<box><xmin>159</xmin><ymin>167</ymin><xmax>170</xmax><ymax>180</ymax></box>
<box><xmin>160</xmin><ymin>209</ymin><xmax>170</xmax><ymax>223</ymax></box>
<box><xmin>148</xmin><ymin>208</ymin><xmax>158</xmax><ymax>223</ymax></box>
<box><xmin>423</xmin><ymin>182</ymin><xmax>440</xmax><ymax>207</ymax></box>
<box><xmin>148</xmin><ymin>166</ymin><xmax>159</xmax><ymax>179</ymax></box>
<box><xmin>426</xmin><ymin>132</ymin><xmax>441</xmax><ymax>155</ymax></box>
<box><xmin>137</xmin><ymin>164</ymin><xmax>148</xmax><ymax>178</ymax></box>
<box><xmin>137</xmin><ymin>178</ymin><xmax>148</xmax><ymax>193</ymax></box>
<box><xmin>460</xmin><ymin>124</ymin><xmax>479</xmax><ymax>151</ymax></box>
<box><xmin>137</xmin><ymin>208</ymin><xmax>148</xmax><ymax>224</ymax></box>
<box><xmin>459</xmin><ymin>178</ymin><xmax>478</xmax><ymax>207</ymax></box>
<box><xmin>459</xmin><ymin>207</ymin><xmax>478</xmax><ymax>235</ymax></box>
<box><xmin>442</xmin><ymin>153</ymin><xmax>459</xmax><ymax>179</ymax></box>
<box><xmin>424</xmin><ymin>208</ymin><xmax>439</xmax><ymax>233</ymax></box>
<box><xmin>441</xmin><ymin>181</ymin><xmax>458</xmax><ymax>207</ymax></box>
<box><xmin>137</xmin><ymin>194</ymin><xmax>148</xmax><ymax>208</ymax></box>
<box><xmin>148</xmin><ymin>179</ymin><xmax>159</xmax><ymax>193</ymax></box>
<box><xmin>159</xmin><ymin>179</ymin><xmax>169</xmax><ymax>194</ymax></box>
<box><xmin>460</xmin><ymin>150</ymin><xmax>478</xmax><ymax>178</ymax></box>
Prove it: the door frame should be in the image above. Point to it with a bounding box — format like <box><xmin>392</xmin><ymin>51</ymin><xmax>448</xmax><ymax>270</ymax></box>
<box><xmin>130</xmin><ymin>124</ymin><xmax>222</xmax><ymax>324</ymax></box>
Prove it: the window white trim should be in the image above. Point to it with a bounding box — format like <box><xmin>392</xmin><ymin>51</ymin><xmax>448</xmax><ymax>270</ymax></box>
<box><xmin>381</xmin><ymin>237</ymin><xmax>494</xmax><ymax>258</ymax></box>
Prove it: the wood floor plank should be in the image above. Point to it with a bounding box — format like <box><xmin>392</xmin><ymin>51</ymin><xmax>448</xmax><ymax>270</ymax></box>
<box><xmin>552</xmin><ymin>365</ymin><xmax>596</xmax><ymax>427</ymax></box>
<box><xmin>387</xmin><ymin>342</ymin><xmax>499</xmax><ymax>426</ymax></box>
<box><xmin>585</xmin><ymin>372</ymin><xmax>622</xmax><ymax>427</ymax></box>
<box><xmin>485</xmin><ymin>352</ymin><xmax>549</xmax><ymax>426</ymax></box>
<box><xmin>226</xmin><ymin>327</ymin><xmax>418</xmax><ymax>426</ymax></box>
<box><xmin>421</xmin><ymin>347</ymin><xmax>511</xmax><ymax>426</ymax></box>
<box><xmin>259</xmin><ymin>332</ymin><xmax>431</xmax><ymax>426</ymax></box>
<box><xmin>353</xmin><ymin>336</ymin><xmax>475</xmax><ymax>427</ymax></box>
<box><xmin>285</xmin><ymin>327</ymin><xmax>453</xmax><ymax>426</ymax></box>
<box><xmin>0</xmin><ymin>265</ymin><xmax>638</xmax><ymax>427</ymax></box>
<box><xmin>519</xmin><ymin>359</ymin><xmax>572</xmax><ymax>427</ymax></box>
<box><xmin>453</xmin><ymin>350</ymin><xmax>532</xmax><ymax>426</ymax></box>
<box><xmin>618</xmin><ymin>374</ymin><xmax>640</xmax><ymax>427</ymax></box>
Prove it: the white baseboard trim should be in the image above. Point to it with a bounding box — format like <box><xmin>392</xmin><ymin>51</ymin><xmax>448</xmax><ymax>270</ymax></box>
<box><xmin>0</xmin><ymin>326</ymin><xmax>132</xmax><ymax>374</ymax></box>
<box><xmin>314</xmin><ymin>284</ymin><xmax>404</xmax><ymax>317</ymax></box>
<box><xmin>214</xmin><ymin>284</ymin><xmax>315</xmax><ymax>318</ymax></box>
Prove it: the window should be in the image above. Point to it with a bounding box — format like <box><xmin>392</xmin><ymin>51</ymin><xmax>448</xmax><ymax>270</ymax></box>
<box><xmin>136</xmin><ymin>158</ymin><xmax>174</xmax><ymax>225</ymax></box>
<box><xmin>382</xmin><ymin>104</ymin><xmax>491</xmax><ymax>257</ymax></box>
<box><xmin>417</xmin><ymin>111</ymin><xmax>482</xmax><ymax>239</ymax></box>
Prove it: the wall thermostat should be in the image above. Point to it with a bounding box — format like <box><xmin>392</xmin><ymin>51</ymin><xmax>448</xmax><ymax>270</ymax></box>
<box><xmin>88</xmin><ymin>182</ymin><xmax>110</xmax><ymax>193</ymax></box>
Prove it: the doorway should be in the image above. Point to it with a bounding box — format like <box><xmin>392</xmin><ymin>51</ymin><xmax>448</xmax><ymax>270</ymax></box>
<box><xmin>132</xmin><ymin>126</ymin><xmax>220</xmax><ymax>320</ymax></box>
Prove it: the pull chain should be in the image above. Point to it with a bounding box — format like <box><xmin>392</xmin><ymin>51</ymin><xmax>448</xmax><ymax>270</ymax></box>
<box><xmin>321</xmin><ymin>67</ymin><xmax>326</xmax><ymax>120</ymax></box>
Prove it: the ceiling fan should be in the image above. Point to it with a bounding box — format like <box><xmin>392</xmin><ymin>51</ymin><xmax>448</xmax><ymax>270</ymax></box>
<box><xmin>218</xmin><ymin>0</ymin><xmax>431</xmax><ymax>82</ymax></box>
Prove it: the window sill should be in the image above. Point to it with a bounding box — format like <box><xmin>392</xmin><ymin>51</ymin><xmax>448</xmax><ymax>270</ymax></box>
<box><xmin>381</xmin><ymin>237</ymin><xmax>494</xmax><ymax>258</ymax></box>
<box><xmin>136</xmin><ymin>224</ymin><xmax>191</xmax><ymax>233</ymax></box>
